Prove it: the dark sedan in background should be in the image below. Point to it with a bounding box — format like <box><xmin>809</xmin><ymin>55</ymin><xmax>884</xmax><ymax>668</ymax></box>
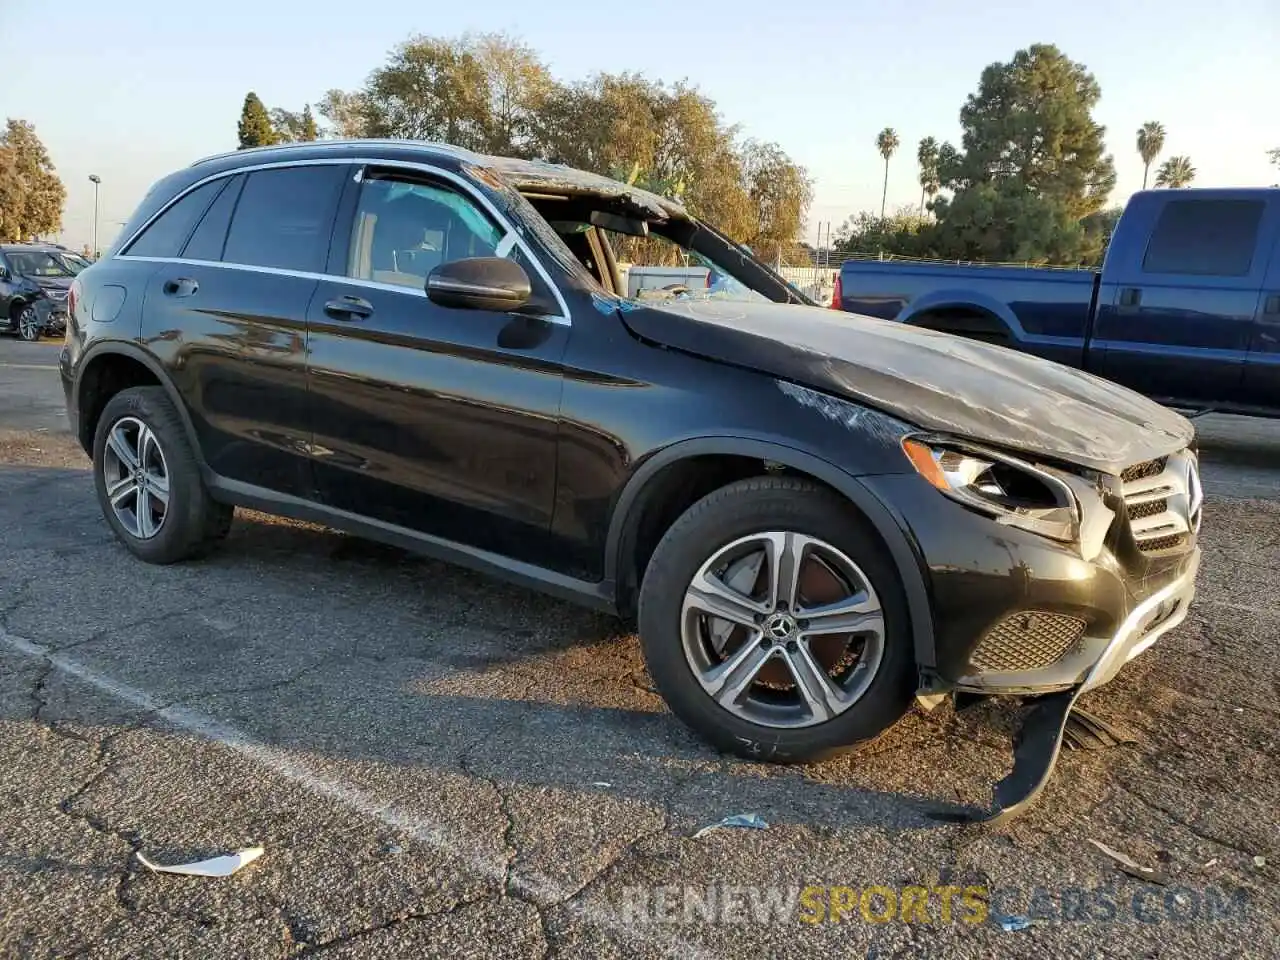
<box><xmin>0</xmin><ymin>243</ymin><xmax>74</xmax><ymax>340</ymax></box>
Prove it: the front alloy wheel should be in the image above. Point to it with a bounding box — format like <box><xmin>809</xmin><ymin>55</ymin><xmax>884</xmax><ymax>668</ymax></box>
<box><xmin>681</xmin><ymin>531</ymin><xmax>885</xmax><ymax>729</ymax></box>
<box><xmin>638</xmin><ymin>477</ymin><xmax>914</xmax><ymax>763</ymax></box>
<box><xmin>17</xmin><ymin>305</ymin><xmax>42</xmax><ymax>341</ymax></box>
<box><xmin>102</xmin><ymin>416</ymin><xmax>170</xmax><ymax>539</ymax></box>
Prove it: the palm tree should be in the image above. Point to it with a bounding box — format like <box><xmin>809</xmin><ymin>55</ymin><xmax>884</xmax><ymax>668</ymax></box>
<box><xmin>876</xmin><ymin>127</ymin><xmax>900</xmax><ymax>219</ymax></box>
<box><xmin>1155</xmin><ymin>156</ymin><xmax>1196</xmax><ymax>188</ymax></box>
<box><xmin>916</xmin><ymin>136</ymin><xmax>940</xmax><ymax>216</ymax></box>
<box><xmin>1136</xmin><ymin>122</ymin><xmax>1166</xmax><ymax>190</ymax></box>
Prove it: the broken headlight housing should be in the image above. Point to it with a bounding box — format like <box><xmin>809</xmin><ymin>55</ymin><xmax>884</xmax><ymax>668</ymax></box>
<box><xmin>901</xmin><ymin>437</ymin><xmax>1080</xmax><ymax>542</ymax></box>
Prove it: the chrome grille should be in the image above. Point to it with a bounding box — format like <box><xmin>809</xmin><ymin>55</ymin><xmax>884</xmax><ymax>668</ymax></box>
<box><xmin>971</xmin><ymin>612</ymin><xmax>1087</xmax><ymax>672</ymax></box>
<box><xmin>1120</xmin><ymin>451</ymin><xmax>1200</xmax><ymax>553</ymax></box>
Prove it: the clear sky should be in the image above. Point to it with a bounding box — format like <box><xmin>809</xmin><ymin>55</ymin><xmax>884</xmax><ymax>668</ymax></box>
<box><xmin>4</xmin><ymin>0</ymin><xmax>1276</xmax><ymax>252</ymax></box>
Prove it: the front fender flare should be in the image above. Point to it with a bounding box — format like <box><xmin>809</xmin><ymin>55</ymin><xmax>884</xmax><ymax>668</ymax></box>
<box><xmin>604</xmin><ymin>436</ymin><xmax>937</xmax><ymax>670</ymax></box>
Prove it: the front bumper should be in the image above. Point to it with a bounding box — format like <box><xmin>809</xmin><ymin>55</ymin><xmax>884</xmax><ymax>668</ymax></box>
<box><xmin>861</xmin><ymin>469</ymin><xmax>1201</xmax><ymax>697</ymax></box>
<box><xmin>35</xmin><ymin>298</ymin><xmax>69</xmax><ymax>333</ymax></box>
<box><xmin>954</xmin><ymin>547</ymin><xmax>1199</xmax><ymax>695</ymax></box>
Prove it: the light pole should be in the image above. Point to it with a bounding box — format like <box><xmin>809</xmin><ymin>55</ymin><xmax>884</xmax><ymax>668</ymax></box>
<box><xmin>88</xmin><ymin>174</ymin><xmax>101</xmax><ymax>258</ymax></box>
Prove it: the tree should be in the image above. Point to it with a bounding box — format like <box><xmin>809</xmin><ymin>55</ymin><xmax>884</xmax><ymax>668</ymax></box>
<box><xmin>833</xmin><ymin>206</ymin><xmax>933</xmax><ymax>259</ymax></box>
<box><xmin>738</xmin><ymin>139</ymin><xmax>813</xmax><ymax>265</ymax></box>
<box><xmin>318</xmin><ymin>89</ymin><xmax>370</xmax><ymax>138</ymax></box>
<box><xmin>271</xmin><ymin>104</ymin><xmax>321</xmax><ymax>142</ymax></box>
<box><xmin>1155</xmin><ymin>156</ymin><xmax>1196</xmax><ymax>188</ymax></box>
<box><xmin>469</xmin><ymin>33</ymin><xmax>555</xmax><ymax>155</ymax></box>
<box><xmin>929</xmin><ymin>182</ymin><xmax>1088</xmax><ymax>265</ymax></box>
<box><xmin>1137</xmin><ymin>121</ymin><xmax>1165</xmax><ymax>190</ymax></box>
<box><xmin>237</xmin><ymin>92</ymin><xmax>277</xmax><ymax>149</ymax></box>
<box><xmin>0</xmin><ymin>119</ymin><xmax>66</xmax><ymax>241</ymax></box>
<box><xmin>531</xmin><ymin>72</ymin><xmax>808</xmax><ymax>252</ymax></box>
<box><xmin>875</xmin><ymin>127</ymin><xmax>899</xmax><ymax>219</ymax></box>
<box><xmin>1082</xmin><ymin>204</ymin><xmax>1125</xmax><ymax>259</ymax></box>
<box><xmin>916</xmin><ymin>136</ymin><xmax>940</xmax><ymax>215</ymax></box>
<box><xmin>314</xmin><ymin>32</ymin><xmax>812</xmax><ymax>254</ymax></box>
<box><xmin>938</xmin><ymin>44</ymin><xmax>1115</xmax><ymax>222</ymax></box>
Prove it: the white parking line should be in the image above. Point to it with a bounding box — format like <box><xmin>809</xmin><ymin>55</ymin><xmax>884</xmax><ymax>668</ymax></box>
<box><xmin>1</xmin><ymin>627</ymin><xmax>712</xmax><ymax>959</ymax></box>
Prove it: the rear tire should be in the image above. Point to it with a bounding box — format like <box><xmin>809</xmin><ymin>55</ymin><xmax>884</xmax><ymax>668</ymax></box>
<box><xmin>638</xmin><ymin>477</ymin><xmax>915</xmax><ymax>763</ymax></box>
<box><xmin>92</xmin><ymin>386</ymin><xmax>229</xmax><ymax>564</ymax></box>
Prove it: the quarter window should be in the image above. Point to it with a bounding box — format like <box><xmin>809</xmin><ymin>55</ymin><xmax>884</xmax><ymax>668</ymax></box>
<box><xmin>124</xmin><ymin>179</ymin><xmax>226</xmax><ymax>259</ymax></box>
<box><xmin>181</xmin><ymin>174</ymin><xmax>245</xmax><ymax>262</ymax></box>
<box><xmin>222</xmin><ymin>165</ymin><xmax>346</xmax><ymax>273</ymax></box>
<box><xmin>1142</xmin><ymin>200</ymin><xmax>1264</xmax><ymax>277</ymax></box>
<box><xmin>346</xmin><ymin>177</ymin><xmax>505</xmax><ymax>290</ymax></box>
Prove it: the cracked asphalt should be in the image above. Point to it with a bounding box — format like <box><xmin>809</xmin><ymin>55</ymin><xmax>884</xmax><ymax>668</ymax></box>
<box><xmin>1</xmin><ymin>337</ymin><xmax>1277</xmax><ymax>959</ymax></box>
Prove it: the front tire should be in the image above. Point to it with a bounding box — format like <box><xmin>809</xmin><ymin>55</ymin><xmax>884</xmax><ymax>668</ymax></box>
<box><xmin>93</xmin><ymin>386</ymin><xmax>232</xmax><ymax>564</ymax></box>
<box><xmin>17</xmin><ymin>304</ymin><xmax>41</xmax><ymax>341</ymax></box>
<box><xmin>638</xmin><ymin>477</ymin><xmax>915</xmax><ymax>763</ymax></box>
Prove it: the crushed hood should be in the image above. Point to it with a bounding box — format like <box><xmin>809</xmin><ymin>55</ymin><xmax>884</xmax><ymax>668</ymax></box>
<box><xmin>619</xmin><ymin>298</ymin><xmax>1193</xmax><ymax>473</ymax></box>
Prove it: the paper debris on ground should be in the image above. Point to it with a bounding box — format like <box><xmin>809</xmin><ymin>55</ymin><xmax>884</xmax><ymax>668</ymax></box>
<box><xmin>692</xmin><ymin>813</ymin><xmax>769</xmax><ymax>839</ymax></box>
<box><xmin>590</xmin><ymin>782</ymin><xmax>612</xmax><ymax>788</ymax></box>
<box><xmin>136</xmin><ymin>845</ymin><xmax>264</xmax><ymax>877</ymax></box>
<box><xmin>1088</xmin><ymin>839</ymin><xmax>1168</xmax><ymax>885</ymax></box>
<box><xmin>1254</xmin><ymin>855</ymin><xmax>1267</xmax><ymax>868</ymax></box>
<box><xmin>994</xmin><ymin>914</ymin><xmax>1034</xmax><ymax>932</ymax></box>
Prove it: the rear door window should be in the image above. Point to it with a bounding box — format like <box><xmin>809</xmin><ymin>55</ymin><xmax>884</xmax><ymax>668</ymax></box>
<box><xmin>181</xmin><ymin>174</ymin><xmax>245</xmax><ymax>262</ymax></box>
<box><xmin>123</xmin><ymin>179</ymin><xmax>227</xmax><ymax>258</ymax></box>
<box><xmin>222</xmin><ymin>165</ymin><xmax>346</xmax><ymax>273</ymax></box>
<box><xmin>1142</xmin><ymin>200</ymin><xmax>1264</xmax><ymax>277</ymax></box>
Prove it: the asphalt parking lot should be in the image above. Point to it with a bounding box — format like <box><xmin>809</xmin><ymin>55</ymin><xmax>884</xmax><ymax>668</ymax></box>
<box><xmin>1</xmin><ymin>336</ymin><xmax>1277</xmax><ymax>959</ymax></box>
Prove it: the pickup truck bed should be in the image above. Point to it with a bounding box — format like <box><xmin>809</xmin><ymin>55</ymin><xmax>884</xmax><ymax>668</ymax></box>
<box><xmin>840</xmin><ymin>260</ymin><xmax>1100</xmax><ymax>369</ymax></box>
<box><xmin>836</xmin><ymin>188</ymin><xmax>1280</xmax><ymax>417</ymax></box>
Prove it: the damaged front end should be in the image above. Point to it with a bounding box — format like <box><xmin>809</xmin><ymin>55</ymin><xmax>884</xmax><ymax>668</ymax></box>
<box><xmin>901</xmin><ymin>446</ymin><xmax>1202</xmax><ymax>824</ymax></box>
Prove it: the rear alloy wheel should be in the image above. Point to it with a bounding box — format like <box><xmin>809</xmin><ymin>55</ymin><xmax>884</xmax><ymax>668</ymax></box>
<box><xmin>93</xmin><ymin>386</ymin><xmax>233</xmax><ymax>564</ymax></box>
<box><xmin>639</xmin><ymin>477</ymin><xmax>914</xmax><ymax>763</ymax></box>
<box><xmin>17</xmin><ymin>304</ymin><xmax>41</xmax><ymax>341</ymax></box>
<box><xmin>102</xmin><ymin>416</ymin><xmax>171</xmax><ymax>540</ymax></box>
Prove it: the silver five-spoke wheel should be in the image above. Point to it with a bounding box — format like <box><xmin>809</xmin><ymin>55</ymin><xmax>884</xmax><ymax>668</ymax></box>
<box><xmin>681</xmin><ymin>531</ymin><xmax>885</xmax><ymax>729</ymax></box>
<box><xmin>102</xmin><ymin>416</ymin><xmax>170</xmax><ymax>539</ymax></box>
<box><xmin>18</xmin><ymin>305</ymin><xmax>41</xmax><ymax>341</ymax></box>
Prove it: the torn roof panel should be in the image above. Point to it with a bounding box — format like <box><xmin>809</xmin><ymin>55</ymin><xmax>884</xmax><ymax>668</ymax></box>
<box><xmin>468</xmin><ymin>156</ymin><xmax>688</xmax><ymax>222</ymax></box>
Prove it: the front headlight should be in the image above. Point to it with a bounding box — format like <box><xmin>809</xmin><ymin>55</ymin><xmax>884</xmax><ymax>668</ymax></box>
<box><xmin>901</xmin><ymin>437</ymin><xmax>1080</xmax><ymax>542</ymax></box>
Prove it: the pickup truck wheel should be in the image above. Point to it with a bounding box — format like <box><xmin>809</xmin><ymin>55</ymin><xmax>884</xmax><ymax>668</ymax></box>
<box><xmin>93</xmin><ymin>386</ymin><xmax>228</xmax><ymax>564</ymax></box>
<box><xmin>638</xmin><ymin>477</ymin><xmax>914</xmax><ymax>763</ymax></box>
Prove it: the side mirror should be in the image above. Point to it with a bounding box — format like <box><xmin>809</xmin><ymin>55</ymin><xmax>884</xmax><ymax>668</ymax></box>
<box><xmin>0</xmin><ymin>265</ymin><xmax>9</xmax><ymax>280</ymax></box>
<box><xmin>426</xmin><ymin>257</ymin><xmax>531</xmax><ymax>312</ymax></box>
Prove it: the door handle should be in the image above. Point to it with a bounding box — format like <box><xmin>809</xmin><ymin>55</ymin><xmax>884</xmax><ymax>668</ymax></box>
<box><xmin>1264</xmin><ymin>294</ymin><xmax>1280</xmax><ymax>316</ymax></box>
<box><xmin>323</xmin><ymin>295</ymin><xmax>373</xmax><ymax>321</ymax></box>
<box><xmin>1118</xmin><ymin>287</ymin><xmax>1142</xmax><ymax>308</ymax></box>
<box><xmin>162</xmin><ymin>277</ymin><xmax>198</xmax><ymax>297</ymax></box>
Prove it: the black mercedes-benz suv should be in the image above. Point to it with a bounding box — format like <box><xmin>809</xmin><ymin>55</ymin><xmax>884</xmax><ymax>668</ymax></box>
<box><xmin>60</xmin><ymin>140</ymin><xmax>1202</xmax><ymax>820</ymax></box>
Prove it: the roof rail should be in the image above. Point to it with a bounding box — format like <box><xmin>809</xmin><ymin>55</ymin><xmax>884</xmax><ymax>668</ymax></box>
<box><xmin>190</xmin><ymin>138</ymin><xmax>479</xmax><ymax>167</ymax></box>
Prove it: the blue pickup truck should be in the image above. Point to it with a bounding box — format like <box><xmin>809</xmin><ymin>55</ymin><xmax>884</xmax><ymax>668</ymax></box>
<box><xmin>835</xmin><ymin>188</ymin><xmax>1280</xmax><ymax>416</ymax></box>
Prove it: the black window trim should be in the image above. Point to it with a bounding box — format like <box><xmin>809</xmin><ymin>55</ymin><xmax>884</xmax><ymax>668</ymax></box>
<box><xmin>115</xmin><ymin>157</ymin><xmax>570</xmax><ymax>324</ymax></box>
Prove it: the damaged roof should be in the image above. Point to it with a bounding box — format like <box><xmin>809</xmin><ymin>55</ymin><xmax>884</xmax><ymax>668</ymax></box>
<box><xmin>470</xmin><ymin>156</ymin><xmax>688</xmax><ymax>222</ymax></box>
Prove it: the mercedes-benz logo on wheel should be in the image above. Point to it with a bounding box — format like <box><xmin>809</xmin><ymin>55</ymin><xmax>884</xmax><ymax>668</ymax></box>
<box><xmin>764</xmin><ymin>613</ymin><xmax>797</xmax><ymax>641</ymax></box>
